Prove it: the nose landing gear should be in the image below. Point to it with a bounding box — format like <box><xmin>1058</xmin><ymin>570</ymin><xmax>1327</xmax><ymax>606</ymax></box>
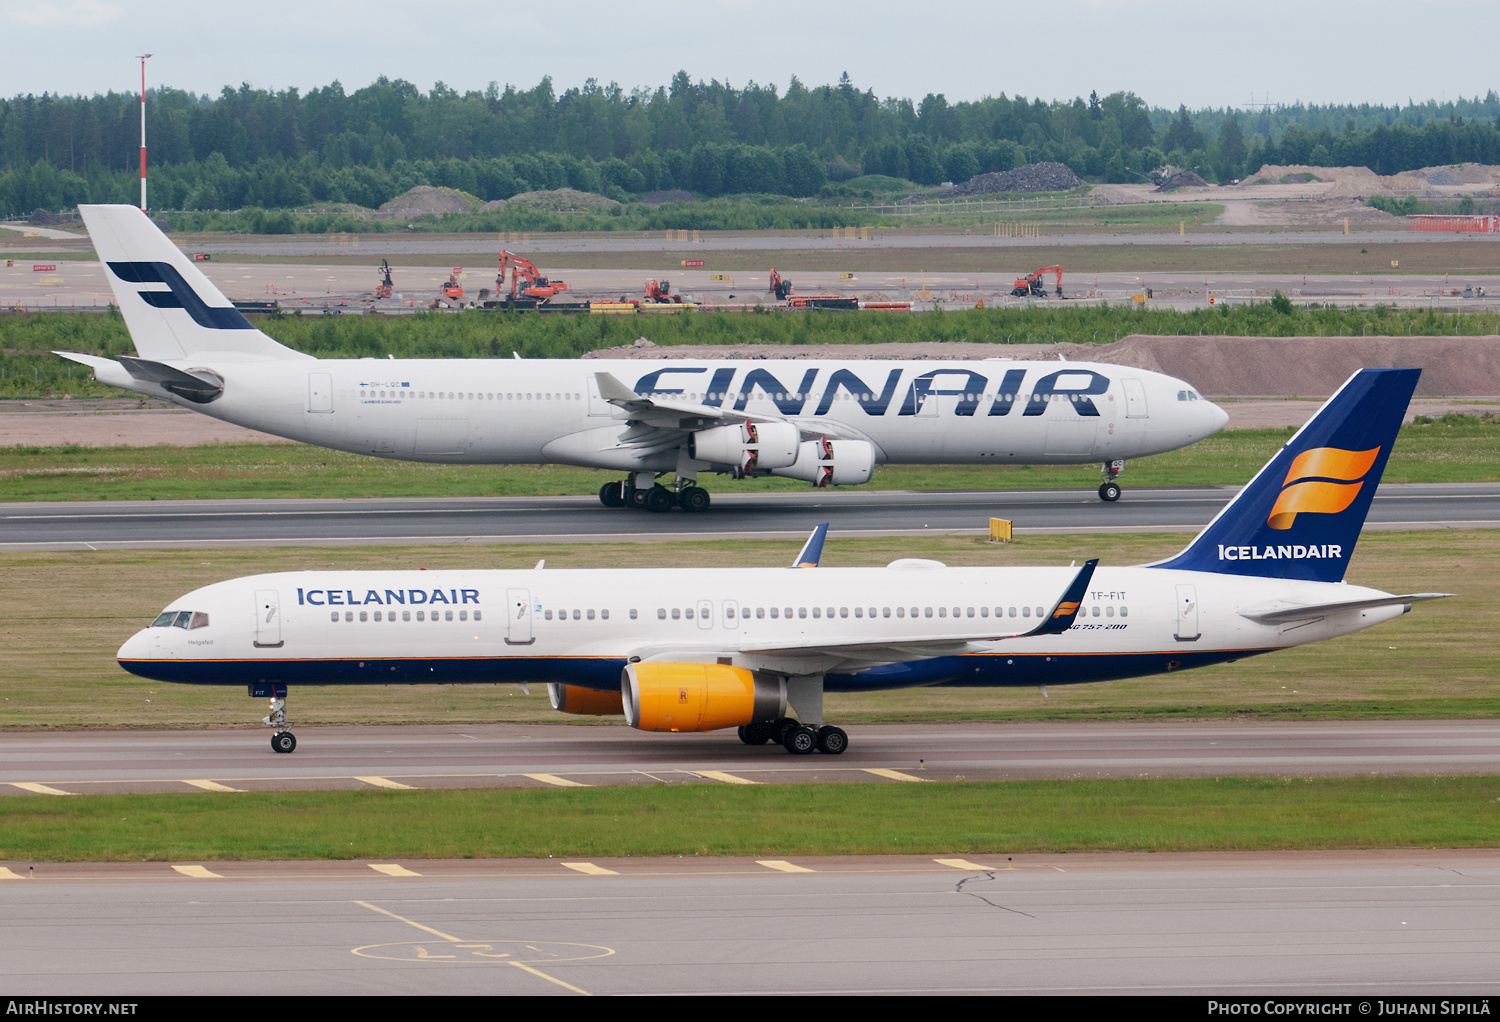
<box><xmin>255</xmin><ymin>685</ymin><xmax>295</xmax><ymax>753</ymax></box>
<box><xmin>1099</xmin><ymin>460</ymin><xmax>1125</xmax><ymax>502</ymax></box>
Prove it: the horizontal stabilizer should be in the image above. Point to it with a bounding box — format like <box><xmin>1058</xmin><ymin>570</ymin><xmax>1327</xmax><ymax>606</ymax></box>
<box><xmin>1238</xmin><ymin>592</ymin><xmax>1452</xmax><ymax>625</ymax></box>
<box><xmin>117</xmin><ymin>356</ymin><xmax>224</xmax><ymax>404</ymax></box>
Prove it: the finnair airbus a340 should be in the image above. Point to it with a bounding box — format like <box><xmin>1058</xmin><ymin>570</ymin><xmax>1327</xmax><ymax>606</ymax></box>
<box><xmin>63</xmin><ymin>204</ymin><xmax>1226</xmax><ymax>508</ymax></box>
<box><xmin>119</xmin><ymin>368</ymin><xmax>1445</xmax><ymax>755</ymax></box>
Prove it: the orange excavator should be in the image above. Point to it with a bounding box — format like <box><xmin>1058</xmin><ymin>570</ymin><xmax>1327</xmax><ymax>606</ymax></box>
<box><xmin>768</xmin><ymin>268</ymin><xmax>793</xmax><ymax>301</ymax></box>
<box><xmin>643</xmin><ymin>279</ymin><xmax>681</xmax><ymax>303</ymax></box>
<box><xmin>497</xmin><ymin>251</ymin><xmax>569</xmax><ymax>301</ymax></box>
<box><xmin>374</xmin><ymin>259</ymin><xmax>394</xmax><ymax>299</ymax></box>
<box><xmin>442</xmin><ymin>268</ymin><xmax>464</xmax><ymax>300</ymax></box>
<box><xmin>1010</xmin><ymin>264</ymin><xmax>1064</xmax><ymax>298</ymax></box>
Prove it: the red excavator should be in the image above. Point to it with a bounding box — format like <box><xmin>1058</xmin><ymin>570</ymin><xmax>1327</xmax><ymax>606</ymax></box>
<box><xmin>768</xmin><ymin>268</ymin><xmax>793</xmax><ymax>301</ymax></box>
<box><xmin>374</xmin><ymin>259</ymin><xmax>394</xmax><ymax>299</ymax></box>
<box><xmin>643</xmin><ymin>279</ymin><xmax>676</xmax><ymax>303</ymax></box>
<box><xmin>497</xmin><ymin>251</ymin><xmax>569</xmax><ymax>301</ymax></box>
<box><xmin>1010</xmin><ymin>264</ymin><xmax>1064</xmax><ymax>298</ymax></box>
<box><xmin>442</xmin><ymin>268</ymin><xmax>464</xmax><ymax>300</ymax></box>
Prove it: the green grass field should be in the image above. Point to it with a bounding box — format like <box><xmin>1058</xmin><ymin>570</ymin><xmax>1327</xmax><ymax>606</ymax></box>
<box><xmin>1</xmin><ymin>530</ymin><xmax>1491</xmax><ymax>731</ymax></box>
<box><xmin>3</xmin><ymin>417</ymin><xmax>1495</xmax><ymax>501</ymax></box>
<box><xmin>2</xmin><ymin>778</ymin><xmax>1495</xmax><ymax>862</ymax></box>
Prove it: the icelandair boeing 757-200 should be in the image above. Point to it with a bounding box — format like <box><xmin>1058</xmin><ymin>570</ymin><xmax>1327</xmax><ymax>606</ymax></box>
<box><xmin>63</xmin><ymin>204</ymin><xmax>1226</xmax><ymax>507</ymax></box>
<box><xmin>118</xmin><ymin>368</ymin><xmax>1445</xmax><ymax>755</ymax></box>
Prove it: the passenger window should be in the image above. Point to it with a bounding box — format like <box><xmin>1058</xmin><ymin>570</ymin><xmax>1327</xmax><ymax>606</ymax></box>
<box><xmin>938</xmin><ymin>608</ymin><xmax>946</xmax><ymax>618</ymax></box>
<box><xmin>330</xmin><ymin>611</ymin><xmax>338</xmax><ymax>622</ymax></box>
<box><xmin>1104</xmin><ymin>606</ymin><xmax>1113</xmax><ymax>617</ymax></box>
<box><xmin>373</xmin><ymin>611</ymin><xmax>382</xmax><ymax>622</ymax></box>
<box><xmin>657</xmin><ymin>608</ymin><xmax>665</xmax><ymax>619</ymax></box>
<box><xmin>1009</xmin><ymin>607</ymin><xmax>1017</xmax><ymax>617</ymax></box>
<box><xmin>882</xmin><ymin>608</ymin><xmax>891</xmax><ymax>618</ymax></box>
<box><xmin>726</xmin><ymin>606</ymin><xmax>736</xmax><ymax>620</ymax></box>
<box><xmin>190</xmin><ymin>612</ymin><xmax>210</xmax><ymax>629</ymax></box>
<box><xmin>853</xmin><ymin>607</ymin><xmax>862</xmax><ymax>618</ymax></box>
<box><xmin>980</xmin><ymin>607</ymin><xmax>989</xmax><ymax>618</ymax></box>
<box><xmin>1022</xmin><ymin>607</ymin><xmax>1031</xmax><ymax>618</ymax></box>
<box><xmin>896</xmin><ymin>607</ymin><xmax>904</xmax><ymax>618</ymax></box>
<box><xmin>672</xmin><ymin>608</ymin><xmax>681</xmax><ymax>620</ymax></box>
<box><xmin>545</xmin><ymin>610</ymin><xmax>553</xmax><ymax>620</ymax></box>
<box><xmin>359</xmin><ymin>611</ymin><xmax>368</xmax><ymax>622</ymax></box>
<box><xmin>812</xmin><ymin>608</ymin><xmax>821</xmax><ymax>619</ymax></box>
<box><xmin>459</xmin><ymin>610</ymin><xmax>467</xmax><ymax>621</ymax></box>
<box><xmin>345</xmin><ymin>611</ymin><xmax>354</xmax><ymax>622</ymax></box>
<box><xmin>798</xmin><ymin>608</ymin><xmax>807</xmax><ymax>619</ymax></box>
<box><xmin>474</xmin><ymin>611</ymin><xmax>482</xmax><ymax>621</ymax></box>
<box><xmin>769</xmin><ymin>608</ymin><xmax>778</xmax><ymax>618</ymax></box>
<box><xmin>1120</xmin><ymin>607</ymin><xmax>1129</xmax><ymax>617</ymax></box>
<box><xmin>924</xmin><ymin>608</ymin><xmax>933</xmax><ymax>618</ymax></box>
<box><xmin>1035</xmin><ymin>607</ymin><xmax>1044</xmax><ymax>618</ymax></box>
<box><xmin>587</xmin><ymin>609</ymin><xmax>595</xmax><ymax>620</ymax></box>
<box><xmin>784</xmin><ymin>607</ymin><xmax>792</xmax><ymax>618</ymax></box>
<box><xmin>573</xmin><ymin>610</ymin><xmax>581</xmax><ymax>621</ymax></box>
<box><xmin>402</xmin><ymin>611</ymin><xmax>411</xmax><ymax>622</ymax></box>
<box><xmin>416</xmin><ymin>610</ymin><xmax>425</xmax><ymax>621</ymax></box>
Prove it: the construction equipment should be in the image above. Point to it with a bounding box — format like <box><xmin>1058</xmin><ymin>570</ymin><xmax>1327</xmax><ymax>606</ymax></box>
<box><xmin>374</xmin><ymin>259</ymin><xmax>394</xmax><ymax>300</ymax></box>
<box><xmin>497</xmin><ymin>251</ymin><xmax>569</xmax><ymax>302</ymax></box>
<box><xmin>643</xmin><ymin>279</ymin><xmax>679</xmax><ymax>303</ymax></box>
<box><xmin>1010</xmin><ymin>264</ymin><xmax>1064</xmax><ymax>299</ymax></box>
<box><xmin>768</xmin><ymin>268</ymin><xmax>793</xmax><ymax>301</ymax></box>
<box><xmin>442</xmin><ymin>268</ymin><xmax>464</xmax><ymax>300</ymax></box>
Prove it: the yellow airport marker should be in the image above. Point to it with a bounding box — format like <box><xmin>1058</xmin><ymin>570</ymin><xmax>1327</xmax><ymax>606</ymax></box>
<box><xmin>369</xmin><ymin>863</ymin><xmax>422</xmax><ymax>877</ymax></box>
<box><xmin>862</xmin><ymin>768</ymin><xmax>929</xmax><ymax>783</ymax></box>
<box><xmin>182</xmin><ymin>779</ymin><xmax>244</xmax><ymax>793</ymax></box>
<box><xmin>757</xmin><ymin>860</ymin><xmax>815</xmax><ymax>873</ymax></box>
<box><xmin>8</xmin><ymin>782</ymin><xmax>75</xmax><ymax>796</ymax></box>
<box><xmin>172</xmin><ymin>864</ymin><xmax>224</xmax><ymax>879</ymax></box>
<box><xmin>561</xmin><ymin>862</ymin><xmax>619</xmax><ymax>876</ymax></box>
<box><xmin>696</xmin><ymin>770</ymin><xmax>757</xmax><ymax>785</ymax></box>
<box><xmin>0</xmin><ymin>867</ymin><xmax>23</xmax><ymax>879</ymax></box>
<box><xmin>934</xmin><ymin>858</ymin><xmax>1000</xmax><ymax>871</ymax></box>
<box><xmin>355</xmin><ymin>776</ymin><xmax>417</xmax><ymax>790</ymax></box>
<box><xmin>524</xmin><ymin>773</ymin><xmax>590</xmax><ymax>788</ymax></box>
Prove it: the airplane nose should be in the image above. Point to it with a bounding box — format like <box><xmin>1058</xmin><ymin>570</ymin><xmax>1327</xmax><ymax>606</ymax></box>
<box><xmin>117</xmin><ymin>630</ymin><xmax>150</xmax><ymax>661</ymax></box>
<box><xmin>1205</xmin><ymin>400</ymin><xmax>1230</xmax><ymax>434</ymax></box>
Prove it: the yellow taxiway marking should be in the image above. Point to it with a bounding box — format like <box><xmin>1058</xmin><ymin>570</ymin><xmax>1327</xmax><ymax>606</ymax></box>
<box><xmin>934</xmin><ymin>858</ymin><xmax>1001</xmax><ymax>871</ymax></box>
<box><xmin>369</xmin><ymin>864</ymin><xmax>422</xmax><ymax>877</ymax></box>
<box><xmin>171</xmin><ymin>865</ymin><xmax>224</xmax><ymax>879</ymax></box>
<box><xmin>0</xmin><ymin>867</ymin><xmax>23</xmax><ymax>879</ymax></box>
<box><xmin>862</xmin><ymin>768</ymin><xmax>929</xmax><ymax>783</ymax></box>
<box><xmin>355</xmin><ymin>776</ymin><xmax>417</xmax><ymax>790</ymax></box>
<box><xmin>524</xmin><ymin>773</ymin><xmax>590</xmax><ymax>788</ymax></box>
<box><xmin>8</xmin><ymin>782</ymin><xmax>75</xmax><ymax>796</ymax></box>
<box><xmin>696</xmin><ymin>770</ymin><xmax>758</xmax><ymax>785</ymax></box>
<box><xmin>757</xmin><ymin>860</ymin><xmax>816</xmax><ymax>873</ymax></box>
<box><xmin>182</xmin><ymin>779</ymin><xmax>244</xmax><ymax>793</ymax></box>
<box><xmin>561</xmin><ymin>862</ymin><xmax>619</xmax><ymax>876</ymax></box>
<box><xmin>353</xmin><ymin>901</ymin><xmax>593</xmax><ymax>995</ymax></box>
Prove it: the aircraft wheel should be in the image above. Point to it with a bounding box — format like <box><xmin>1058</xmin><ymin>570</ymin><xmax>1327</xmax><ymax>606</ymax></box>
<box><xmin>738</xmin><ymin>723</ymin><xmax>770</xmax><ymax>746</ymax></box>
<box><xmin>1099</xmin><ymin>482</ymin><xmax>1122</xmax><ymax>502</ymax></box>
<box><xmin>598</xmin><ymin>481</ymin><xmax>626</xmax><ymax>508</ymax></box>
<box><xmin>645</xmin><ymin>486</ymin><xmax>676</xmax><ymax>513</ymax></box>
<box><xmin>271</xmin><ymin>731</ymin><xmax>296</xmax><ymax>754</ymax></box>
<box><xmin>678</xmin><ymin>486</ymin><xmax>711</xmax><ymax>513</ymax></box>
<box><xmin>783</xmin><ymin>726</ymin><xmax>818</xmax><ymax>755</ymax></box>
<box><xmin>816</xmin><ymin>726</ymin><xmax>848</xmax><ymax>755</ymax></box>
<box><xmin>627</xmin><ymin>486</ymin><xmax>650</xmax><ymax>509</ymax></box>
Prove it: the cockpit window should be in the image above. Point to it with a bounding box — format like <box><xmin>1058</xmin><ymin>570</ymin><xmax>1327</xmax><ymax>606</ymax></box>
<box><xmin>172</xmin><ymin>611</ymin><xmax>192</xmax><ymax>629</ymax></box>
<box><xmin>151</xmin><ymin>611</ymin><xmax>176</xmax><ymax>627</ymax></box>
<box><xmin>190</xmin><ymin>612</ymin><xmax>210</xmax><ymax>630</ymax></box>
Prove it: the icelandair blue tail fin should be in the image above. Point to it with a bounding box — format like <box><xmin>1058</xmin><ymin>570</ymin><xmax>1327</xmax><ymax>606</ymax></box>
<box><xmin>1152</xmin><ymin>367</ymin><xmax>1419</xmax><ymax>583</ymax></box>
<box><xmin>79</xmin><ymin>204</ymin><xmax>304</xmax><ymax>363</ymax></box>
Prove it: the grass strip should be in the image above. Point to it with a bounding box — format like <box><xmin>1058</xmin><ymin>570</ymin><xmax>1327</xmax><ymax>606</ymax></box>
<box><xmin>2</xmin><ymin>417</ymin><xmax>1496</xmax><ymax>501</ymax></box>
<box><xmin>2</xmin><ymin>778</ymin><xmax>1496</xmax><ymax>861</ymax></box>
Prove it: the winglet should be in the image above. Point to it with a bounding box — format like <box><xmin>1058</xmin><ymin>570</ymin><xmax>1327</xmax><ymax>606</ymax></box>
<box><xmin>593</xmin><ymin>371</ymin><xmax>641</xmax><ymax>404</ymax></box>
<box><xmin>791</xmin><ymin>523</ymin><xmax>829</xmax><ymax>568</ymax></box>
<box><xmin>1030</xmin><ymin>559</ymin><xmax>1098</xmax><ymax>636</ymax></box>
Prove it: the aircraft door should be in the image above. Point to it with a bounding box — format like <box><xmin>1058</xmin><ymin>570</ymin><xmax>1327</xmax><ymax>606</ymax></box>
<box><xmin>586</xmin><ymin>377</ymin><xmax>613</xmax><ymax>416</ymax></box>
<box><xmin>1123</xmin><ymin>378</ymin><xmax>1149</xmax><ymax>418</ymax></box>
<box><xmin>1174</xmin><ymin>584</ymin><xmax>1200</xmax><ymax>642</ymax></box>
<box><xmin>696</xmin><ymin>599</ymin><xmax>714</xmax><ymax>629</ymax></box>
<box><xmin>506</xmin><ymin>588</ymin><xmax>534</xmax><ymax>645</ymax></box>
<box><xmin>254</xmin><ymin>589</ymin><xmax>283</xmax><ymax>648</ymax></box>
<box><xmin>308</xmin><ymin>373</ymin><xmax>333</xmax><ymax>414</ymax></box>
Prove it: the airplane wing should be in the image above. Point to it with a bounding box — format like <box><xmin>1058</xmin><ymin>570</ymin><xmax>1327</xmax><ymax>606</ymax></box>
<box><xmin>621</xmin><ymin>560</ymin><xmax>1099</xmax><ymax>674</ymax></box>
<box><xmin>1238</xmin><ymin>592</ymin><xmax>1452</xmax><ymax>625</ymax></box>
<box><xmin>594</xmin><ymin>371</ymin><xmax>860</xmax><ymax>440</ymax></box>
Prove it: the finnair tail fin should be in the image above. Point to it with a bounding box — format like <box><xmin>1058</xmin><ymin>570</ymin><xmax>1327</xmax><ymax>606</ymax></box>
<box><xmin>1152</xmin><ymin>367</ymin><xmax>1419</xmax><ymax>583</ymax></box>
<box><xmin>79</xmin><ymin>205</ymin><xmax>305</xmax><ymax>362</ymax></box>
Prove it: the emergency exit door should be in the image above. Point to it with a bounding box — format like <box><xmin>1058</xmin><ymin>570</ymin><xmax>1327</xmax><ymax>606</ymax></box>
<box><xmin>254</xmin><ymin>589</ymin><xmax>283</xmax><ymax>648</ymax></box>
<box><xmin>1174</xmin><ymin>584</ymin><xmax>1200</xmax><ymax>642</ymax></box>
<box><xmin>506</xmin><ymin>588</ymin><xmax>534</xmax><ymax>645</ymax></box>
<box><xmin>307</xmin><ymin>373</ymin><xmax>333</xmax><ymax>413</ymax></box>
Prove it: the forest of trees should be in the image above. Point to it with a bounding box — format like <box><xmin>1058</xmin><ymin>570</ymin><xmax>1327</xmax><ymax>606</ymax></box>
<box><xmin>3</xmin><ymin>72</ymin><xmax>1500</xmax><ymax>219</ymax></box>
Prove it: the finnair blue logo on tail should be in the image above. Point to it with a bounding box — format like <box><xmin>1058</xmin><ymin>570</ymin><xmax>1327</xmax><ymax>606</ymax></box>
<box><xmin>107</xmin><ymin>261</ymin><xmax>254</xmax><ymax>330</ymax></box>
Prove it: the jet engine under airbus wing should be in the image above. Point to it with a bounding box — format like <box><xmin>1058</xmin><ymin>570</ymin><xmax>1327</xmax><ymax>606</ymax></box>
<box><xmin>67</xmin><ymin>203</ymin><xmax>1229</xmax><ymax>506</ymax></box>
<box><xmin>115</xmin><ymin>369</ymin><xmax>1450</xmax><ymax>756</ymax></box>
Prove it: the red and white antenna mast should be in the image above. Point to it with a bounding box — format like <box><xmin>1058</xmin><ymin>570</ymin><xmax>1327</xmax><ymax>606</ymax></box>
<box><xmin>135</xmin><ymin>54</ymin><xmax>153</xmax><ymax>211</ymax></box>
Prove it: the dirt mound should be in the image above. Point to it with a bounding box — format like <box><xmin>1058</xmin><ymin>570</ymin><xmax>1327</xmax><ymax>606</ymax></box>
<box><xmin>1239</xmin><ymin>163</ymin><xmax>1500</xmax><ymax>197</ymax></box>
<box><xmin>1156</xmin><ymin>171</ymin><xmax>1208</xmax><ymax>192</ymax></box>
<box><xmin>504</xmin><ymin>188</ymin><xmax>620</xmax><ymax>211</ymax></box>
<box><xmin>378</xmin><ymin>186</ymin><xmax>475</xmax><ymax>216</ymax></box>
<box><xmin>949</xmin><ymin>162</ymin><xmax>1081</xmax><ymax>197</ymax></box>
<box><xmin>638</xmin><ymin>190</ymin><xmax>694</xmax><ymax>206</ymax></box>
<box><xmin>28</xmin><ymin>208</ymin><xmax>81</xmax><ymax>227</ymax></box>
<box><xmin>585</xmin><ymin>335</ymin><xmax>1500</xmax><ymax>396</ymax></box>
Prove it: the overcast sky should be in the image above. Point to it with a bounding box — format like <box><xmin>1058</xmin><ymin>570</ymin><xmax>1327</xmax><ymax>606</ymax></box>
<box><xmin>1</xmin><ymin>0</ymin><xmax>1492</xmax><ymax>111</ymax></box>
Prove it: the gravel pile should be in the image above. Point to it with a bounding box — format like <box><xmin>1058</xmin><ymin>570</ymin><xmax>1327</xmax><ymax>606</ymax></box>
<box><xmin>502</xmin><ymin>188</ymin><xmax>620</xmax><ymax>211</ymax></box>
<box><xmin>1423</xmin><ymin>169</ymin><xmax>1461</xmax><ymax>186</ymax></box>
<box><xmin>378</xmin><ymin>186</ymin><xmax>474</xmax><ymax>216</ymax></box>
<box><xmin>27</xmin><ymin>208</ymin><xmax>80</xmax><ymax>227</ymax></box>
<box><xmin>949</xmin><ymin>162</ymin><xmax>1082</xmax><ymax>196</ymax></box>
<box><xmin>1156</xmin><ymin>171</ymin><xmax>1209</xmax><ymax>191</ymax></box>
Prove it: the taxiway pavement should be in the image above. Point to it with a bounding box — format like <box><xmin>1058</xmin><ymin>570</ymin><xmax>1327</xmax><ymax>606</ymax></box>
<box><xmin>3</xmin><ymin>721</ymin><xmax>1496</xmax><ymax>796</ymax></box>
<box><xmin>2</xmin><ymin>483</ymin><xmax>1496</xmax><ymax>551</ymax></box>
<box><xmin>2</xmin><ymin>850</ymin><xmax>1497</xmax><ymax>994</ymax></box>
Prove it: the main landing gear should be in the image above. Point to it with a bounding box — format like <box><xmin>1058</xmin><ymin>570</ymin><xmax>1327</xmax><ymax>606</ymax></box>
<box><xmin>598</xmin><ymin>475</ymin><xmax>712</xmax><ymax>513</ymax></box>
<box><xmin>1098</xmin><ymin>459</ymin><xmax>1125</xmax><ymax>502</ymax></box>
<box><xmin>263</xmin><ymin>693</ymin><xmax>296</xmax><ymax>753</ymax></box>
<box><xmin>737</xmin><ymin>718</ymin><xmax>848</xmax><ymax>755</ymax></box>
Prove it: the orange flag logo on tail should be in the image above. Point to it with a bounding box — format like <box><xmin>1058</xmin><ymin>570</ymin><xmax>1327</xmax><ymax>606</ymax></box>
<box><xmin>1266</xmin><ymin>447</ymin><xmax>1380</xmax><ymax>530</ymax></box>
